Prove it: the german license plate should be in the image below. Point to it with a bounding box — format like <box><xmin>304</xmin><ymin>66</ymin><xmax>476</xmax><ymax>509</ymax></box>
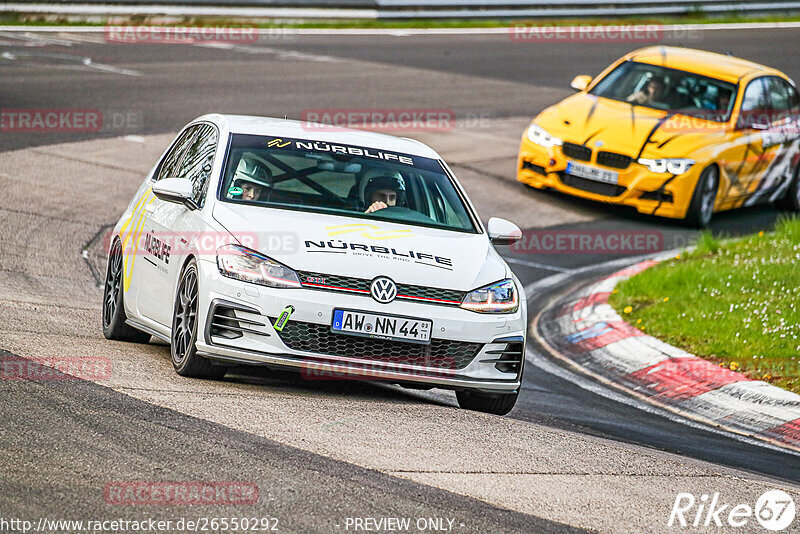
<box><xmin>331</xmin><ymin>309</ymin><xmax>432</xmax><ymax>344</ymax></box>
<box><xmin>566</xmin><ymin>160</ymin><xmax>619</xmax><ymax>184</ymax></box>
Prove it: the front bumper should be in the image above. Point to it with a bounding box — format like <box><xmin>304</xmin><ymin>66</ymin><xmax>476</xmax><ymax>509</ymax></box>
<box><xmin>516</xmin><ymin>136</ymin><xmax>700</xmax><ymax>220</ymax></box>
<box><xmin>195</xmin><ymin>259</ymin><xmax>526</xmax><ymax>394</ymax></box>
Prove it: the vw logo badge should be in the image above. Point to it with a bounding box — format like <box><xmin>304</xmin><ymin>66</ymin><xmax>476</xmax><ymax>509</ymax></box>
<box><xmin>370</xmin><ymin>277</ymin><xmax>397</xmax><ymax>304</ymax></box>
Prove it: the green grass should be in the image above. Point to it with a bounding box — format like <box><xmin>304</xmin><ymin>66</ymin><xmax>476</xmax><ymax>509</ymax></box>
<box><xmin>610</xmin><ymin>217</ymin><xmax>800</xmax><ymax>394</ymax></box>
<box><xmin>2</xmin><ymin>13</ymin><xmax>800</xmax><ymax>29</ymax></box>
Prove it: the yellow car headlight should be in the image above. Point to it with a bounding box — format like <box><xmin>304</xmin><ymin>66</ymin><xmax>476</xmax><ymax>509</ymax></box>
<box><xmin>526</xmin><ymin>124</ymin><xmax>563</xmax><ymax>148</ymax></box>
<box><xmin>638</xmin><ymin>158</ymin><xmax>695</xmax><ymax>175</ymax></box>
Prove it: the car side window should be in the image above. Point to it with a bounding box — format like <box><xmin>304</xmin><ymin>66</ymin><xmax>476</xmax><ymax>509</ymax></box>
<box><xmin>177</xmin><ymin>123</ymin><xmax>218</xmax><ymax>206</ymax></box>
<box><xmin>155</xmin><ymin>127</ymin><xmax>198</xmax><ymax>182</ymax></box>
<box><xmin>766</xmin><ymin>77</ymin><xmax>792</xmax><ymax>121</ymax></box>
<box><xmin>787</xmin><ymin>83</ymin><xmax>800</xmax><ymax>114</ymax></box>
<box><xmin>738</xmin><ymin>78</ymin><xmax>770</xmax><ymax>129</ymax></box>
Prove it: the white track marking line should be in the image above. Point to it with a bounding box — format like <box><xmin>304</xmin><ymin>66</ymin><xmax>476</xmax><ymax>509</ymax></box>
<box><xmin>0</xmin><ymin>50</ymin><xmax>140</xmax><ymax>75</ymax></box>
<box><xmin>80</xmin><ymin>56</ymin><xmax>140</xmax><ymax>76</ymax></box>
<box><xmin>504</xmin><ymin>257</ymin><xmax>572</xmax><ymax>273</ymax></box>
<box><xmin>194</xmin><ymin>42</ymin><xmax>342</xmax><ymax>62</ymax></box>
<box><xmin>0</xmin><ymin>30</ymin><xmax>73</xmax><ymax>46</ymax></box>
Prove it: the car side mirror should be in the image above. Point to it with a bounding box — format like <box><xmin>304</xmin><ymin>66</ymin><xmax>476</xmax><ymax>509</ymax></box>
<box><xmin>488</xmin><ymin>217</ymin><xmax>522</xmax><ymax>245</ymax></box>
<box><xmin>152</xmin><ymin>178</ymin><xmax>199</xmax><ymax>210</ymax></box>
<box><xmin>570</xmin><ymin>75</ymin><xmax>592</xmax><ymax>92</ymax></box>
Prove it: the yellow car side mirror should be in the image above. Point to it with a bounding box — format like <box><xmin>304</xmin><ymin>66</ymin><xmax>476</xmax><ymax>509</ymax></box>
<box><xmin>570</xmin><ymin>75</ymin><xmax>592</xmax><ymax>92</ymax></box>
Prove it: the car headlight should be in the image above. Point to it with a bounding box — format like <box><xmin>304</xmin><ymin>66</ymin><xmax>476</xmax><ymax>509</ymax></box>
<box><xmin>217</xmin><ymin>244</ymin><xmax>301</xmax><ymax>289</ymax></box>
<box><xmin>637</xmin><ymin>158</ymin><xmax>695</xmax><ymax>175</ymax></box>
<box><xmin>461</xmin><ymin>279</ymin><xmax>518</xmax><ymax>314</ymax></box>
<box><xmin>526</xmin><ymin>124</ymin><xmax>563</xmax><ymax>148</ymax></box>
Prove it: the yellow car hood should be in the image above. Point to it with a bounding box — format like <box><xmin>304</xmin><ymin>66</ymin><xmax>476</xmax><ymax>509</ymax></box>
<box><xmin>535</xmin><ymin>92</ymin><xmax>724</xmax><ymax>159</ymax></box>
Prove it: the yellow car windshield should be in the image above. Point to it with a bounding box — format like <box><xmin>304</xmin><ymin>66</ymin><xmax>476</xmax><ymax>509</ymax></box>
<box><xmin>590</xmin><ymin>61</ymin><xmax>737</xmax><ymax>122</ymax></box>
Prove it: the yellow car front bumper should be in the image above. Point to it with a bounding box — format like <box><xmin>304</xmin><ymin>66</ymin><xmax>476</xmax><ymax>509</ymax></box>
<box><xmin>516</xmin><ymin>137</ymin><xmax>701</xmax><ymax>220</ymax></box>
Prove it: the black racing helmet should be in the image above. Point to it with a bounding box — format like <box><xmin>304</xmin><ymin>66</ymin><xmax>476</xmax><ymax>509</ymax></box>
<box><xmin>359</xmin><ymin>169</ymin><xmax>406</xmax><ymax>207</ymax></box>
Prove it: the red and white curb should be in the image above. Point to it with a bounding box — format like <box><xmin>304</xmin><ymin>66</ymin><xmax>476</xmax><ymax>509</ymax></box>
<box><xmin>536</xmin><ymin>260</ymin><xmax>800</xmax><ymax>453</ymax></box>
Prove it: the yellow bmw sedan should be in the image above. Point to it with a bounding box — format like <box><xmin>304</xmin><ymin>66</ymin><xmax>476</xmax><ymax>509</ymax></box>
<box><xmin>517</xmin><ymin>46</ymin><xmax>800</xmax><ymax>226</ymax></box>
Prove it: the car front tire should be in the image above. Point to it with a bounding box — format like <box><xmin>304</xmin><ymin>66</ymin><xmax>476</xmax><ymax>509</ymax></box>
<box><xmin>456</xmin><ymin>390</ymin><xmax>518</xmax><ymax>415</ymax></box>
<box><xmin>102</xmin><ymin>239</ymin><xmax>152</xmax><ymax>343</ymax></box>
<box><xmin>684</xmin><ymin>165</ymin><xmax>719</xmax><ymax>228</ymax></box>
<box><xmin>171</xmin><ymin>259</ymin><xmax>227</xmax><ymax>380</ymax></box>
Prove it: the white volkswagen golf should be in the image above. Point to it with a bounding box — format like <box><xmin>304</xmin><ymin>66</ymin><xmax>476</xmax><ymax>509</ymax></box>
<box><xmin>102</xmin><ymin>114</ymin><xmax>527</xmax><ymax>415</ymax></box>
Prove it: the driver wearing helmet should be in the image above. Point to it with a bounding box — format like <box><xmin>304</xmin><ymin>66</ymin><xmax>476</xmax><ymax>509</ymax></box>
<box><xmin>228</xmin><ymin>155</ymin><xmax>272</xmax><ymax>202</ymax></box>
<box><xmin>360</xmin><ymin>169</ymin><xmax>406</xmax><ymax>214</ymax></box>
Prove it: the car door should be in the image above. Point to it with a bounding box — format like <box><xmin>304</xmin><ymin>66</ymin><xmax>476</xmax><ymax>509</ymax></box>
<box><xmin>121</xmin><ymin>126</ymin><xmax>196</xmax><ymax>322</ymax></box>
<box><xmin>137</xmin><ymin>123</ymin><xmax>219</xmax><ymax>327</ymax></box>
<box><xmin>745</xmin><ymin>77</ymin><xmax>800</xmax><ymax>205</ymax></box>
<box><xmin>719</xmin><ymin>77</ymin><xmax>772</xmax><ymax>207</ymax></box>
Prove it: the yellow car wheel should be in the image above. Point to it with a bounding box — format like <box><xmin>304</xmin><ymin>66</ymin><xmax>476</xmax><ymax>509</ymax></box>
<box><xmin>685</xmin><ymin>166</ymin><xmax>719</xmax><ymax>228</ymax></box>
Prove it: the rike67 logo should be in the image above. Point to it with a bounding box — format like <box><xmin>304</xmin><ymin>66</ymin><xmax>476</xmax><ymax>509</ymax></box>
<box><xmin>669</xmin><ymin>490</ymin><xmax>796</xmax><ymax>530</ymax></box>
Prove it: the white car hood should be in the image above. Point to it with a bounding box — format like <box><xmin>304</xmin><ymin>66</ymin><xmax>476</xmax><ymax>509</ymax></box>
<box><xmin>212</xmin><ymin>202</ymin><xmax>507</xmax><ymax>291</ymax></box>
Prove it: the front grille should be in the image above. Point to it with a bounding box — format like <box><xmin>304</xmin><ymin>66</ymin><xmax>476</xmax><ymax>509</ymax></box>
<box><xmin>596</xmin><ymin>151</ymin><xmax>632</xmax><ymax>169</ymax></box>
<box><xmin>208</xmin><ymin>300</ymin><xmax>269</xmax><ymax>341</ymax></box>
<box><xmin>562</xmin><ymin>142</ymin><xmax>592</xmax><ymax>162</ymax></box>
<box><xmin>522</xmin><ymin>160</ymin><xmax>546</xmax><ymax>175</ymax></box>
<box><xmin>561</xmin><ymin>173</ymin><xmax>627</xmax><ymax>197</ymax></box>
<box><xmin>297</xmin><ymin>271</ymin><xmax>464</xmax><ymax>306</ymax></box>
<box><xmin>270</xmin><ymin>318</ymin><xmax>482</xmax><ymax>370</ymax></box>
<box><xmin>480</xmin><ymin>336</ymin><xmax>524</xmax><ymax>374</ymax></box>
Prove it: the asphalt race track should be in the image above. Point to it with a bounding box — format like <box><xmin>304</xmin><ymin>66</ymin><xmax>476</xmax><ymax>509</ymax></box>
<box><xmin>1</xmin><ymin>26</ymin><xmax>800</xmax><ymax>532</ymax></box>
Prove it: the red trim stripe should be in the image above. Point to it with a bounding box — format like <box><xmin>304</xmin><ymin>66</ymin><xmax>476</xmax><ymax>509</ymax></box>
<box><xmin>397</xmin><ymin>293</ymin><xmax>461</xmax><ymax>304</ymax></box>
<box><xmin>304</xmin><ymin>282</ymin><xmax>369</xmax><ymax>294</ymax></box>
<box><xmin>301</xmin><ymin>283</ymin><xmax>460</xmax><ymax>305</ymax></box>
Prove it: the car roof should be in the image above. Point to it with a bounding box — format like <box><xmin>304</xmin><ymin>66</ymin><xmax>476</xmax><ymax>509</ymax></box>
<box><xmin>197</xmin><ymin>114</ymin><xmax>442</xmax><ymax>160</ymax></box>
<box><xmin>626</xmin><ymin>46</ymin><xmax>786</xmax><ymax>84</ymax></box>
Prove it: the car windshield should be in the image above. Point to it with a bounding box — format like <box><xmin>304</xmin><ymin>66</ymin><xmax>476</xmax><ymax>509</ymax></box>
<box><xmin>218</xmin><ymin>134</ymin><xmax>478</xmax><ymax>233</ymax></box>
<box><xmin>589</xmin><ymin>61</ymin><xmax>738</xmax><ymax>122</ymax></box>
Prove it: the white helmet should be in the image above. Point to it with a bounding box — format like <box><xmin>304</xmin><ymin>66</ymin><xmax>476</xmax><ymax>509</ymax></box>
<box><xmin>233</xmin><ymin>155</ymin><xmax>272</xmax><ymax>189</ymax></box>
